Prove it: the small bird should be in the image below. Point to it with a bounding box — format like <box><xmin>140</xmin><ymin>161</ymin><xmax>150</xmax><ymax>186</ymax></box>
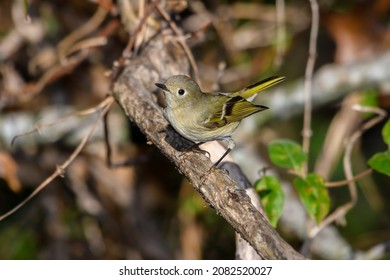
<box><xmin>155</xmin><ymin>75</ymin><xmax>284</xmax><ymax>166</ymax></box>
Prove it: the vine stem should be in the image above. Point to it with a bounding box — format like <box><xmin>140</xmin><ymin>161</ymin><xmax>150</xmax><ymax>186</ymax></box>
<box><xmin>0</xmin><ymin>97</ymin><xmax>113</xmax><ymax>222</ymax></box>
<box><xmin>302</xmin><ymin>0</ymin><xmax>319</xmax><ymax>173</ymax></box>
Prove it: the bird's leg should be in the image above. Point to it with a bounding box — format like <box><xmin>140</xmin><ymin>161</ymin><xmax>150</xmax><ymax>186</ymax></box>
<box><xmin>213</xmin><ymin>138</ymin><xmax>235</xmax><ymax>168</ymax></box>
<box><xmin>213</xmin><ymin>148</ymin><xmax>231</xmax><ymax>168</ymax></box>
<box><xmin>200</xmin><ymin>139</ymin><xmax>235</xmax><ymax>184</ymax></box>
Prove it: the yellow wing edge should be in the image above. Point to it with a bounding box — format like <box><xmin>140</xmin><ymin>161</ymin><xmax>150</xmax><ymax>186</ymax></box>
<box><xmin>236</xmin><ymin>76</ymin><xmax>285</xmax><ymax>100</ymax></box>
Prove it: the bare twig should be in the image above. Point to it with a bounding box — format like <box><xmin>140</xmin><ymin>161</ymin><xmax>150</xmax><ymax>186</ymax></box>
<box><xmin>325</xmin><ymin>169</ymin><xmax>373</xmax><ymax>188</ymax></box>
<box><xmin>65</xmin><ymin>36</ymin><xmax>108</xmax><ymax>57</ymax></box>
<box><xmin>24</xmin><ymin>49</ymin><xmax>90</xmax><ymax>100</ymax></box>
<box><xmin>183</xmin><ymin>20</ymin><xmax>212</xmax><ymax>41</ymax></box>
<box><xmin>314</xmin><ymin>94</ymin><xmax>362</xmax><ymax>180</ymax></box>
<box><xmin>121</xmin><ymin>2</ymin><xmax>156</xmax><ymax>59</ymax></box>
<box><xmin>110</xmin><ymin>1</ymin><xmax>157</xmax><ymax>85</ymax></box>
<box><xmin>57</xmin><ymin>6</ymin><xmax>108</xmax><ymax>64</ymax></box>
<box><xmin>11</xmin><ymin>96</ymin><xmax>112</xmax><ymax>146</ymax></box>
<box><xmin>0</xmin><ymin>96</ymin><xmax>114</xmax><ymax>222</ymax></box>
<box><xmin>18</xmin><ymin>37</ymin><xmax>107</xmax><ymax>101</ymax></box>
<box><xmin>343</xmin><ymin>105</ymin><xmax>387</xmax><ymax>203</ymax></box>
<box><xmin>155</xmin><ymin>3</ymin><xmax>201</xmax><ymax>86</ymax></box>
<box><xmin>286</xmin><ymin>165</ymin><xmax>372</xmax><ymax>188</ymax></box>
<box><xmin>5</xmin><ymin>19</ymin><xmax>119</xmax><ymax>106</ymax></box>
<box><xmin>302</xmin><ymin>0</ymin><xmax>319</xmax><ymax>173</ymax></box>
<box><xmin>309</xmin><ymin>105</ymin><xmax>386</xmax><ymax>238</ymax></box>
<box><xmin>274</xmin><ymin>0</ymin><xmax>286</xmax><ymax>69</ymax></box>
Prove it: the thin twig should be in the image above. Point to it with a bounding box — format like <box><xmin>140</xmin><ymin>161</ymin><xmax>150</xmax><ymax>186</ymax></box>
<box><xmin>288</xmin><ymin>165</ymin><xmax>372</xmax><ymax>188</ymax></box>
<box><xmin>274</xmin><ymin>0</ymin><xmax>286</xmax><ymax>69</ymax></box>
<box><xmin>155</xmin><ymin>3</ymin><xmax>201</xmax><ymax>86</ymax></box>
<box><xmin>30</xmin><ymin>37</ymin><xmax>107</xmax><ymax>86</ymax></box>
<box><xmin>65</xmin><ymin>36</ymin><xmax>108</xmax><ymax>57</ymax></box>
<box><xmin>103</xmin><ymin>110</ymin><xmax>112</xmax><ymax>167</ymax></box>
<box><xmin>344</xmin><ymin>105</ymin><xmax>387</xmax><ymax>203</ymax></box>
<box><xmin>122</xmin><ymin>2</ymin><xmax>156</xmax><ymax>58</ymax></box>
<box><xmin>183</xmin><ymin>20</ymin><xmax>212</xmax><ymax>41</ymax></box>
<box><xmin>309</xmin><ymin>105</ymin><xmax>386</xmax><ymax>238</ymax></box>
<box><xmin>11</xmin><ymin>97</ymin><xmax>113</xmax><ymax>146</ymax></box>
<box><xmin>325</xmin><ymin>169</ymin><xmax>373</xmax><ymax>187</ymax></box>
<box><xmin>302</xmin><ymin>0</ymin><xmax>319</xmax><ymax>173</ymax></box>
<box><xmin>14</xmin><ymin>19</ymin><xmax>119</xmax><ymax>104</ymax></box>
<box><xmin>134</xmin><ymin>0</ymin><xmax>147</xmax><ymax>51</ymax></box>
<box><xmin>57</xmin><ymin>6</ymin><xmax>108</xmax><ymax>64</ymax></box>
<box><xmin>309</xmin><ymin>202</ymin><xmax>354</xmax><ymax>238</ymax></box>
<box><xmin>25</xmin><ymin>49</ymin><xmax>90</xmax><ymax>100</ymax></box>
<box><xmin>110</xmin><ymin>1</ymin><xmax>157</xmax><ymax>85</ymax></box>
<box><xmin>0</xmin><ymin>96</ymin><xmax>114</xmax><ymax>222</ymax></box>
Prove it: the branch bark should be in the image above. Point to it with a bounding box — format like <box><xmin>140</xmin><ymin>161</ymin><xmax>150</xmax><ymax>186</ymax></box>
<box><xmin>112</xmin><ymin>32</ymin><xmax>304</xmax><ymax>259</ymax></box>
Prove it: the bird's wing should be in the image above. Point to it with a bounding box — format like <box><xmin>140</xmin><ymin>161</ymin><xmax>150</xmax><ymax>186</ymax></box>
<box><xmin>233</xmin><ymin>76</ymin><xmax>285</xmax><ymax>99</ymax></box>
<box><xmin>202</xmin><ymin>96</ymin><xmax>268</xmax><ymax>129</ymax></box>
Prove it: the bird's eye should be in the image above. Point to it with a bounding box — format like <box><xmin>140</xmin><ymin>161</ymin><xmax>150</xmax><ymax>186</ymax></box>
<box><xmin>178</xmin><ymin>89</ymin><xmax>186</xmax><ymax>96</ymax></box>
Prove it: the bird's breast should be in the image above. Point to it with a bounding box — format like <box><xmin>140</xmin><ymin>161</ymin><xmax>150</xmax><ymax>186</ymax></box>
<box><xmin>164</xmin><ymin>106</ymin><xmax>239</xmax><ymax>142</ymax></box>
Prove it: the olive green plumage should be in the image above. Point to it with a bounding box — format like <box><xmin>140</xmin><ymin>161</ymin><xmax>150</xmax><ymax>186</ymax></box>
<box><xmin>155</xmin><ymin>75</ymin><xmax>284</xmax><ymax>165</ymax></box>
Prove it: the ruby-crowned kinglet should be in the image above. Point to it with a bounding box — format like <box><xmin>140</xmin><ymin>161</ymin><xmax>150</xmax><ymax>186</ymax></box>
<box><xmin>155</xmin><ymin>75</ymin><xmax>284</xmax><ymax>166</ymax></box>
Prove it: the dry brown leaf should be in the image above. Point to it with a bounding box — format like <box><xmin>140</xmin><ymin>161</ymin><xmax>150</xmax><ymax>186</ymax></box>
<box><xmin>0</xmin><ymin>151</ymin><xmax>21</xmax><ymax>193</ymax></box>
<box><xmin>323</xmin><ymin>3</ymin><xmax>390</xmax><ymax>63</ymax></box>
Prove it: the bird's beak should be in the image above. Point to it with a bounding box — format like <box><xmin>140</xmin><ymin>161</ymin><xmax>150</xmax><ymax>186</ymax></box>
<box><xmin>155</xmin><ymin>83</ymin><xmax>168</xmax><ymax>91</ymax></box>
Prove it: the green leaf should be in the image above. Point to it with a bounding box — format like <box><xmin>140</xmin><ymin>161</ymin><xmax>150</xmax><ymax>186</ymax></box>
<box><xmin>268</xmin><ymin>139</ymin><xmax>307</xmax><ymax>172</ymax></box>
<box><xmin>359</xmin><ymin>89</ymin><xmax>379</xmax><ymax>119</ymax></box>
<box><xmin>368</xmin><ymin>151</ymin><xmax>390</xmax><ymax>176</ymax></box>
<box><xmin>293</xmin><ymin>173</ymin><xmax>330</xmax><ymax>224</ymax></box>
<box><xmin>382</xmin><ymin>119</ymin><xmax>390</xmax><ymax>146</ymax></box>
<box><xmin>254</xmin><ymin>176</ymin><xmax>284</xmax><ymax>227</ymax></box>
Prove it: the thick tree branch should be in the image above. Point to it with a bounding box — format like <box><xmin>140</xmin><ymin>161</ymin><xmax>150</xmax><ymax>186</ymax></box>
<box><xmin>112</xmin><ymin>32</ymin><xmax>303</xmax><ymax>259</ymax></box>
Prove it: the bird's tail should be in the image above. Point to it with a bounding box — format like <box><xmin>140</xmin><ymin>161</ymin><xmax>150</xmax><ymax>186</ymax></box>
<box><xmin>235</xmin><ymin>76</ymin><xmax>285</xmax><ymax>100</ymax></box>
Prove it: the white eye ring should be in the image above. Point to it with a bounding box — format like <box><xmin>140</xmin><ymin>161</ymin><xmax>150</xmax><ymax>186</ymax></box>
<box><xmin>178</xmin><ymin>89</ymin><xmax>186</xmax><ymax>96</ymax></box>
